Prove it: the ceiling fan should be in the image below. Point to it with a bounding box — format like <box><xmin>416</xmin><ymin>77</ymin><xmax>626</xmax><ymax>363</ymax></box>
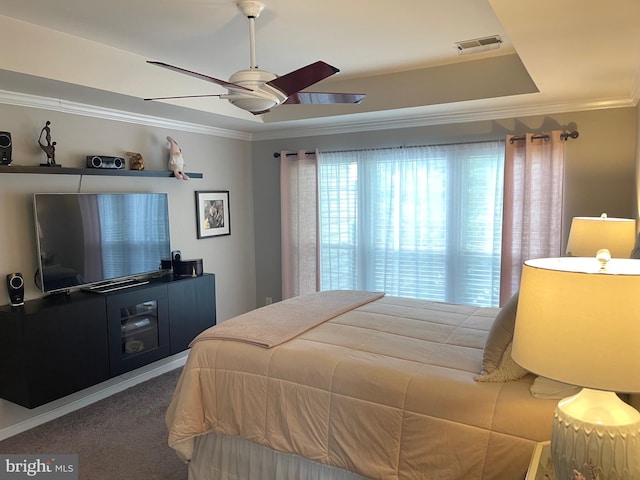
<box><xmin>144</xmin><ymin>0</ymin><xmax>365</xmax><ymax>115</ymax></box>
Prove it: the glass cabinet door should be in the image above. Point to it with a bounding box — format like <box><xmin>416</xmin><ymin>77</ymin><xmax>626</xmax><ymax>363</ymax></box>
<box><xmin>120</xmin><ymin>300</ymin><xmax>159</xmax><ymax>358</ymax></box>
<box><xmin>107</xmin><ymin>284</ymin><xmax>169</xmax><ymax>376</ymax></box>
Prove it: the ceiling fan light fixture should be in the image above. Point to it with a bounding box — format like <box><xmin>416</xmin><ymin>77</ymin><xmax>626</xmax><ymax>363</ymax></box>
<box><xmin>228</xmin><ymin>96</ymin><xmax>278</xmax><ymax>113</ymax></box>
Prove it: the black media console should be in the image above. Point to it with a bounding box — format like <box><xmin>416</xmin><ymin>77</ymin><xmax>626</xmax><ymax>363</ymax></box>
<box><xmin>0</xmin><ymin>273</ymin><xmax>216</xmax><ymax>408</ymax></box>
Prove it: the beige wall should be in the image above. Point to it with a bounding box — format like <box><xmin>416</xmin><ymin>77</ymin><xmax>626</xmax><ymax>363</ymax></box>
<box><xmin>252</xmin><ymin>107</ymin><xmax>638</xmax><ymax>305</ymax></box>
<box><xmin>0</xmin><ymin>103</ymin><xmax>256</xmax><ymax>322</ymax></box>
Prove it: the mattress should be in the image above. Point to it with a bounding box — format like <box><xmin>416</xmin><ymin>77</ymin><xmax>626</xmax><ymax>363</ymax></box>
<box><xmin>166</xmin><ymin>291</ymin><xmax>558</xmax><ymax>479</ymax></box>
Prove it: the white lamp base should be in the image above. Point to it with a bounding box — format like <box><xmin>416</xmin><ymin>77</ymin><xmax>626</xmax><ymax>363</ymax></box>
<box><xmin>552</xmin><ymin>388</ymin><xmax>640</xmax><ymax>480</ymax></box>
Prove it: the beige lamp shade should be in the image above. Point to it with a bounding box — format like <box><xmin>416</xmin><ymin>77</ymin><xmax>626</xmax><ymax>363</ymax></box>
<box><xmin>566</xmin><ymin>214</ymin><xmax>636</xmax><ymax>258</ymax></box>
<box><xmin>512</xmin><ymin>257</ymin><xmax>640</xmax><ymax>393</ymax></box>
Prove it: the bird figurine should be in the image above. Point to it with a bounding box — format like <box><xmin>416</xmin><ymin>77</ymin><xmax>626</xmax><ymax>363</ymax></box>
<box><xmin>167</xmin><ymin>136</ymin><xmax>189</xmax><ymax>180</ymax></box>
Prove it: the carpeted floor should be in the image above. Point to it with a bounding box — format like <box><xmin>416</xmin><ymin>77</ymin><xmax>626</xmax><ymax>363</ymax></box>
<box><xmin>0</xmin><ymin>368</ymin><xmax>187</xmax><ymax>480</ymax></box>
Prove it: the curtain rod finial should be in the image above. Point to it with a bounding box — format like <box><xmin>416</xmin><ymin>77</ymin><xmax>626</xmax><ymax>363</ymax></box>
<box><xmin>561</xmin><ymin>130</ymin><xmax>579</xmax><ymax>141</ymax></box>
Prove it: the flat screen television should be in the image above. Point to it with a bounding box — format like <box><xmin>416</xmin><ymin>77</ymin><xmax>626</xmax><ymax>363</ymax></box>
<box><xmin>34</xmin><ymin>192</ymin><xmax>171</xmax><ymax>294</ymax></box>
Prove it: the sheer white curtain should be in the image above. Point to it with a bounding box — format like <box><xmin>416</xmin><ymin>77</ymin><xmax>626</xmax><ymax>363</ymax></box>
<box><xmin>500</xmin><ymin>131</ymin><xmax>565</xmax><ymax>304</ymax></box>
<box><xmin>280</xmin><ymin>138</ymin><xmax>563</xmax><ymax>307</ymax></box>
<box><xmin>280</xmin><ymin>150</ymin><xmax>320</xmax><ymax>299</ymax></box>
<box><xmin>318</xmin><ymin>142</ymin><xmax>504</xmax><ymax>307</ymax></box>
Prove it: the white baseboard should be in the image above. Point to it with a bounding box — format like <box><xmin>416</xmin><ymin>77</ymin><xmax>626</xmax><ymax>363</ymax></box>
<box><xmin>0</xmin><ymin>351</ymin><xmax>188</xmax><ymax>441</ymax></box>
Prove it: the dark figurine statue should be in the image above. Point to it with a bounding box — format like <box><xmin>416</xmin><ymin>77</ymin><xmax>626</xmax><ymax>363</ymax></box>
<box><xmin>38</xmin><ymin>121</ymin><xmax>59</xmax><ymax>167</ymax></box>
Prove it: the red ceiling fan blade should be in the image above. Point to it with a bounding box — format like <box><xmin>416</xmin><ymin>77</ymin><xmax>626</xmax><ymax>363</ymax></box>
<box><xmin>147</xmin><ymin>61</ymin><xmax>253</xmax><ymax>92</ymax></box>
<box><xmin>266</xmin><ymin>61</ymin><xmax>339</xmax><ymax>97</ymax></box>
<box><xmin>144</xmin><ymin>94</ymin><xmax>223</xmax><ymax>101</ymax></box>
<box><xmin>282</xmin><ymin>92</ymin><xmax>366</xmax><ymax>105</ymax></box>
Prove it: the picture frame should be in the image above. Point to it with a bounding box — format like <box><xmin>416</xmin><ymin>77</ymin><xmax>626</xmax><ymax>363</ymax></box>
<box><xmin>195</xmin><ymin>190</ymin><xmax>231</xmax><ymax>239</ymax></box>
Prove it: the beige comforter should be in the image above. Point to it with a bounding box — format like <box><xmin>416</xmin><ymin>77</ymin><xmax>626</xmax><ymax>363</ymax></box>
<box><xmin>166</xmin><ymin>291</ymin><xmax>557</xmax><ymax>479</ymax></box>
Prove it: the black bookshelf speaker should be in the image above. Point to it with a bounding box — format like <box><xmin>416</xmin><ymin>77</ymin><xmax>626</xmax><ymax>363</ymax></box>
<box><xmin>0</xmin><ymin>131</ymin><xmax>11</xmax><ymax>165</ymax></box>
<box><xmin>85</xmin><ymin>155</ymin><xmax>124</xmax><ymax>169</ymax></box>
<box><xmin>6</xmin><ymin>273</ymin><xmax>24</xmax><ymax>306</ymax></box>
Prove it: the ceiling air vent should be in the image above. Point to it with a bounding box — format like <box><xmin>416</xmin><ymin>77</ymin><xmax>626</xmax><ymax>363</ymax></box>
<box><xmin>455</xmin><ymin>35</ymin><xmax>502</xmax><ymax>55</ymax></box>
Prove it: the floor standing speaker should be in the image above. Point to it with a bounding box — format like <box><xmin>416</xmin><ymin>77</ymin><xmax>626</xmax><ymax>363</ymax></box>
<box><xmin>6</xmin><ymin>273</ymin><xmax>24</xmax><ymax>306</ymax></box>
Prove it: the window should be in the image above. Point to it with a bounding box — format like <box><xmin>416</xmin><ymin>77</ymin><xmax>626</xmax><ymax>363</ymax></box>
<box><xmin>318</xmin><ymin>141</ymin><xmax>505</xmax><ymax>307</ymax></box>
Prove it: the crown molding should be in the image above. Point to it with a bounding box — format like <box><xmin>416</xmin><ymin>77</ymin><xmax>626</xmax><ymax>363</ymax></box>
<box><xmin>250</xmin><ymin>96</ymin><xmax>638</xmax><ymax>141</ymax></box>
<box><xmin>0</xmin><ymin>89</ymin><xmax>252</xmax><ymax>141</ymax></box>
<box><xmin>0</xmin><ymin>88</ymin><xmax>636</xmax><ymax>144</ymax></box>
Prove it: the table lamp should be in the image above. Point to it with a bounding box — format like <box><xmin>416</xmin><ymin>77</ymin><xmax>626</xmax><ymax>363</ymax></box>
<box><xmin>566</xmin><ymin>213</ymin><xmax>636</xmax><ymax>258</ymax></box>
<box><xmin>512</xmin><ymin>256</ymin><xmax>640</xmax><ymax>480</ymax></box>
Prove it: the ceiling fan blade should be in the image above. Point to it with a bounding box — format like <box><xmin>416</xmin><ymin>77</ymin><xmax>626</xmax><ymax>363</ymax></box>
<box><xmin>282</xmin><ymin>92</ymin><xmax>366</xmax><ymax>105</ymax></box>
<box><xmin>144</xmin><ymin>94</ymin><xmax>223</xmax><ymax>101</ymax></box>
<box><xmin>147</xmin><ymin>61</ymin><xmax>254</xmax><ymax>92</ymax></box>
<box><xmin>266</xmin><ymin>61</ymin><xmax>339</xmax><ymax>97</ymax></box>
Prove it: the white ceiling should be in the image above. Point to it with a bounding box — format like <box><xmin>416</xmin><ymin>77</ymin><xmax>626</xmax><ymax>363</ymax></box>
<box><xmin>0</xmin><ymin>0</ymin><xmax>638</xmax><ymax>137</ymax></box>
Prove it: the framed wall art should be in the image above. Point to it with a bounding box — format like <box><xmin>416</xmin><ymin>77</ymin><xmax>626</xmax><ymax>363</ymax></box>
<box><xmin>195</xmin><ymin>190</ymin><xmax>231</xmax><ymax>239</ymax></box>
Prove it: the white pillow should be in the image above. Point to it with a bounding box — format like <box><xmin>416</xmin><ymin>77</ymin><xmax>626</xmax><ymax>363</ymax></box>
<box><xmin>475</xmin><ymin>341</ymin><xmax>528</xmax><ymax>382</ymax></box>
<box><xmin>475</xmin><ymin>292</ymin><xmax>528</xmax><ymax>382</ymax></box>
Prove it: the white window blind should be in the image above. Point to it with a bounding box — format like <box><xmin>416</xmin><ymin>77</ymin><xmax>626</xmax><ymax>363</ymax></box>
<box><xmin>318</xmin><ymin>141</ymin><xmax>505</xmax><ymax>307</ymax></box>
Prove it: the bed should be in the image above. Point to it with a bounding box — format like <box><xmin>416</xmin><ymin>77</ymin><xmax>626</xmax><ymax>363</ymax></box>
<box><xmin>166</xmin><ymin>290</ymin><xmax>559</xmax><ymax>480</ymax></box>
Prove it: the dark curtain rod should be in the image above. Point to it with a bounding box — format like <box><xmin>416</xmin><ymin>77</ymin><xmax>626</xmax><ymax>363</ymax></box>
<box><xmin>509</xmin><ymin>130</ymin><xmax>579</xmax><ymax>144</ymax></box>
<box><xmin>273</xmin><ymin>130</ymin><xmax>580</xmax><ymax>157</ymax></box>
<box><xmin>273</xmin><ymin>139</ymin><xmax>497</xmax><ymax>158</ymax></box>
<box><xmin>273</xmin><ymin>151</ymin><xmax>314</xmax><ymax>158</ymax></box>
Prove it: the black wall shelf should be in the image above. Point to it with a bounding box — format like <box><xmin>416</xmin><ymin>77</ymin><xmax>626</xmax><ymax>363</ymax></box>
<box><xmin>0</xmin><ymin>165</ymin><xmax>203</xmax><ymax>178</ymax></box>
